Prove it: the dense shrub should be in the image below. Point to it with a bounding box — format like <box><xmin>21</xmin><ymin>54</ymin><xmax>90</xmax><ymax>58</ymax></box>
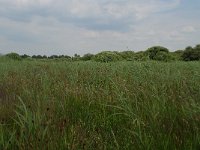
<box><xmin>93</xmin><ymin>51</ymin><xmax>123</xmax><ymax>62</ymax></box>
<box><xmin>21</xmin><ymin>54</ymin><xmax>30</xmax><ymax>59</ymax></box>
<box><xmin>72</xmin><ymin>54</ymin><xmax>81</xmax><ymax>61</ymax></box>
<box><xmin>48</xmin><ymin>55</ymin><xmax>71</xmax><ymax>59</ymax></box>
<box><xmin>63</xmin><ymin>55</ymin><xmax>71</xmax><ymax>59</ymax></box>
<box><xmin>32</xmin><ymin>55</ymin><xmax>44</xmax><ymax>59</ymax></box>
<box><xmin>119</xmin><ymin>51</ymin><xmax>135</xmax><ymax>61</ymax></box>
<box><xmin>172</xmin><ymin>50</ymin><xmax>184</xmax><ymax>60</ymax></box>
<box><xmin>154</xmin><ymin>51</ymin><xmax>176</xmax><ymax>62</ymax></box>
<box><xmin>6</xmin><ymin>52</ymin><xmax>22</xmax><ymax>60</ymax></box>
<box><xmin>81</xmin><ymin>53</ymin><xmax>94</xmax><ymax>61</ymax></box>
<box><xmin>48</xmin><ymin>55</ymin><xmax>59</xmax><ymax>59</ymax></box>
<box><xmin>182</xmin><ymin>45</ymin><xmax>200</xmax><ymax>61</ymax></box>
<box><xmin>153</xmin><ymin>51</ymin><xmax>168</xmax><ymax>61</ymax></box>
<box><xmin>134</xmin><ymin>51</ymin><xmax>149</xmax><ymax>61</ymax></box>
<box><xmin>146</xmin><ymin>46</ymin><xmax>170</xmax><ymax>61</ymax></box>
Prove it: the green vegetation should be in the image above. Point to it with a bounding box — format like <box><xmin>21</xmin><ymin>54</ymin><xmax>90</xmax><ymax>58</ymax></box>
<box><xmin>6</xmin><ymin>53</ymin><xmax>22</xmax><ymax>61</ymax></box>
<box><xmin>92</xmin><ymin>51</ymin><xmax>123</xmax><ymax>62</ymax></box>
<box><xmin>118</xmin><ymin>51</ymin><xmax>135</xmax><ymax>61</ymax></box>
<box><xmin>146</xmin><ymin>46</ymin><xmax>169</xmax><ymax>60</ymax></box>
<box><xmin>4</xmin><ymin>44</ymin><xmax>199</xmax><ymax>62</ymax></box>
<box><xmin>0</xmin><ymin>56</ymin><xmax>200</xmax><ymax>149</ymax></box>
<box><xmin>81</xmin><ymin>53</ymin><xmax>94</xmax><ymax>61</ymax></box>
<box><xmin>182</xmin><ymin>45</ymin><xmax>200</xmax><ymax>61</ymax></box>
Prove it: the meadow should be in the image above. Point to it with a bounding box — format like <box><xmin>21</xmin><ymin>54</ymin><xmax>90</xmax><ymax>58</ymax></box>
<box><xmin>0</xmin><ymin>57</ymin><xmax>200</xmax><ymax>149</ymax></box>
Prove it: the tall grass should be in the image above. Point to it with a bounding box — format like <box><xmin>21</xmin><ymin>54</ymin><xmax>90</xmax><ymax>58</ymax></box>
<box><xmin>0</xmin><ymin>58</ymin><xmax>200</xmax><ymax>149</ymax></box>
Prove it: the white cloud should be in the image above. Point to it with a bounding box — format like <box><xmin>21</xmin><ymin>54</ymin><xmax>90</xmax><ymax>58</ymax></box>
<box><xmin>4</xmin><ymin>0</ymin><xmax>53</xmax><ymax>6</ymax></box>
<box><xmin>0</xmin><ymin>0</ymin><xmax>181</xmax><ymax>19</ymax></box>
<box><xmin>182</xmin><ymin>26</ymin><xmax>196</xmax><ymax>33</ymax></box>
<box><xmin>0</xmin><ymin>0</ymin><xmax>200</xmax><ymax>55</ymax></box>
<box><xmin>64</xmin><ymin>0</ymin><xmax>182</xmax><ymax>20</ymax></box>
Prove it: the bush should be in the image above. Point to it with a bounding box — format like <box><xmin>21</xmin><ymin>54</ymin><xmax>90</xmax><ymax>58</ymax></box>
<box><xmin>153</xmin><ymin>51</ymin><xmax>176</xmax><ymax>62</ymax></box>
<box><xmin>21</xmin><ymin>54</ymin><xmax>30</xmax><ymax>59</ymax></box>
<box><xmin>134</xmin><ymin>51</ymin><xmax>149</xmax><ymax>61</ymax></box>
<box><xmin>182</xmin><ymin>45</ymin><xmax>200</xmax><ymax>61</ymax></box>
<box><xmin>72</xmin><ymin>54</ymin><xmax>81</xmax><ymax>61</ymax></box>
<box><xmin>64</xmin><ymin>55</ymin><xmax>71</xmax><ymax>59</ymax></box>
<box><xmin>119</xmin><ymin>51</ymin><xmax>135</xmax><ymax>61</ymax></box>
<box><xmin>81</xmin><ymin>53</ymin><xmax>94</xmax><ymax>61</ymax></box>
<box><xmin>93</xmin><ymin>51</ymin><xmax>123</xmax><ymax>62</ymax></box>
<box><xmin>32</xmin><ymin>55</ymin><xmax>44</xmax><ymax>59</ymax></box>
<box><xmin>146</xmin><ymin>46</ymin><xmax>170</xmax><ymax>61</ymax></box>
<box><xmin>172</xmin><ymin>50</ymin><xmax>184</xmax><ymax>61</ymax></box>
<box><xmin>6</xmin><ymin>52</ymin><xmax>22</xmax><ymax>60</ymax></box>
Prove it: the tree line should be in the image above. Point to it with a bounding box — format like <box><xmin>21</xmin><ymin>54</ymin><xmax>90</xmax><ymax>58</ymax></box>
<box><xmin>4</xmin><ymin>44</ymin><xmax>200</xmax><ymax>62</ymax></box>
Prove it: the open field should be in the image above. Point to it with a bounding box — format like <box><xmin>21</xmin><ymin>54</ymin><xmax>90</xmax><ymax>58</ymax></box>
<box><xmin>0</xmin><ymin>57</ymin><xmax>200</xmax><ymax>149</ymax></box>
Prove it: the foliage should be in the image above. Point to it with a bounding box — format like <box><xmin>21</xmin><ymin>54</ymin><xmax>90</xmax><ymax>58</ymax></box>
<box><xmin>172</xmin><ymin>50</ymin><xmax>184</xmax><ymax>61</ymax></box>
<box><xmin>6</xmin><ymin>52</ymin><xmax>22</xmax><ymax>60</ymax></box>
<box><xmin>93</xmin><ymin>51</ymin><xmax>123</xmax><ymax>62</ymax></box>
<box><xmin>10</xmin><ymin>44</ymin><xmax>200</xmax><ymax>62</ymax></box>
<box><xmin>48</xmin><ymin>55</ymin><xmax>71</xmax><ymax>59</ymax></box>
<box><xmin>134</xmin><ymin>51</ymin><xmax>149</xmax><ymax>61</ymax></box>
<box><xmin>81</xmin><ymin>53</ymin><xmax>94</xmax><ymax>61</ymax></box>
<box><xmin>30</xmin><ymin>55</ymin><xmax>71</xmax><ymax>60</ymax></box>
<box><xmin>182</xmin><ymin>45</ymin><xmax>200</xmax><ymax>61</ymax></box>
<box><xmin>118</xmin><ymin>51</ymin><xmax>135</xmax><ymax>61</ymax></box>
<box><xmin>72</xmin><ymin>53</ymin><xmax>81</xmax><ymax>61</ymax></box>
<box><xmin>21</xmin><ymin>54</ymin><xmax>31</xmax><ymax>59</ymax></box>
<box><xmin>63</xmin><ymin>55</ymin><xmax>71</xmax><ymax>59</ymax></box>
<box><xmin>153</xmin><ymin>51</ymin><xmax>177</xmax><ymax>62</ymax></box>
<box><xmin>32</xmin><ymin>55</ymin><xmax>44</xmax><ymax>59</ymax></box>
<box><xmin>146</xmin><ymin>46</ymin><xmax>170</xmax><ymax>61</ymax></box>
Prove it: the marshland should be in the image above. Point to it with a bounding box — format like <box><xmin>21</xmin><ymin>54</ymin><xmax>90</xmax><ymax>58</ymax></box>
<box><xmin>0</xmin><ymin>47</ymin><xmax>200</xmax><ymax>149</ymax></box>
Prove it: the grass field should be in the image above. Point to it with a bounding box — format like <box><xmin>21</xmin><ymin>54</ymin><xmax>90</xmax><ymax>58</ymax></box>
<box><xmin>0</xmin><ymin>57</ymin><xmax>200</xmax><ymax>149</ymax></box>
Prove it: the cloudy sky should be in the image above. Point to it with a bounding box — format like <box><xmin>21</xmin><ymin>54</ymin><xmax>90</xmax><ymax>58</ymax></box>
<box><xmin>0</xmin><ymin>0</ymin><xmax>200</xmax><ymax>56</ymax></box>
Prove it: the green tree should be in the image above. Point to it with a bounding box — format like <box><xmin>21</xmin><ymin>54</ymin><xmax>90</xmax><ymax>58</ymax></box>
<box><xmin>146</xmin><ymin>46</ymin><xmax>169</xmax><ymax>61</ymax></box>
<box><xmin>93</xmin><ymin>51</ymin><xmax>122</xmax><ymax>62</ymax></box>
<box><xmin>64</xmin><ymin>55</ymin><xmax>71</xmax><ymax>59</ymax></box>
<box><xmin>32</xmin><ymin>55</ymin><xmax>43</xmax><ymax>59</ymax></box>
<box><xmin>119</xmin><ymin>51</ymin><xmax>135</xmax><ymax>61</ymax></box>
<box><xmin>73</xmin><ymin>53</ymin><xmax>81</xmax><ymax>61</ymax></box>
<box><xmin>81</xmin><ymin>53</ymin><xmax>94</xmax><ymax>61</ymax></box>
<box><xmin>43</xmin><ymin>55</ymin><xmax>47</xmax><ymax>59</ymax></box>
<box><xmin>21</xmin><ymin>54</ymin><xmax>30</xmax><ymax>59</ymax></box>
<box><xmin>134</xmin><ymin>51</ymin><xmax>149</xmax><ymax>61</ymax></box>
<box><xmin>6</xmin><ymin>52</ymin><xmax>22</xmax><ymax>60</ymax></box>
<box><xmin>48</xmin><ymin>55</ymin><xmax>59</xmax><ymax>59</ymax></box>
<box><xmin>182</xmin><ymin>45</ymin><xmax>200</xmax><ymax>61</ymax></box>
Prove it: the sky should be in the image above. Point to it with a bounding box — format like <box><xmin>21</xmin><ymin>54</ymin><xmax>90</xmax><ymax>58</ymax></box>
<box><xmin>0</xmin><ymin>0</ymin><xmax>200</xmax><ymax>56</ymax></box>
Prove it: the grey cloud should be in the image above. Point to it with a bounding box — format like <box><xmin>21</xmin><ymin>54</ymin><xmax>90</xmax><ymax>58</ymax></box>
<box><xmin>0</xmin><ymin>0</ymin><xmax>181</xmax><ymax>31</ymax></box>
<box><xmin>0</xmin><ymin>0</ymin><xmax>200</xmax><ymax>56</ymax></box>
